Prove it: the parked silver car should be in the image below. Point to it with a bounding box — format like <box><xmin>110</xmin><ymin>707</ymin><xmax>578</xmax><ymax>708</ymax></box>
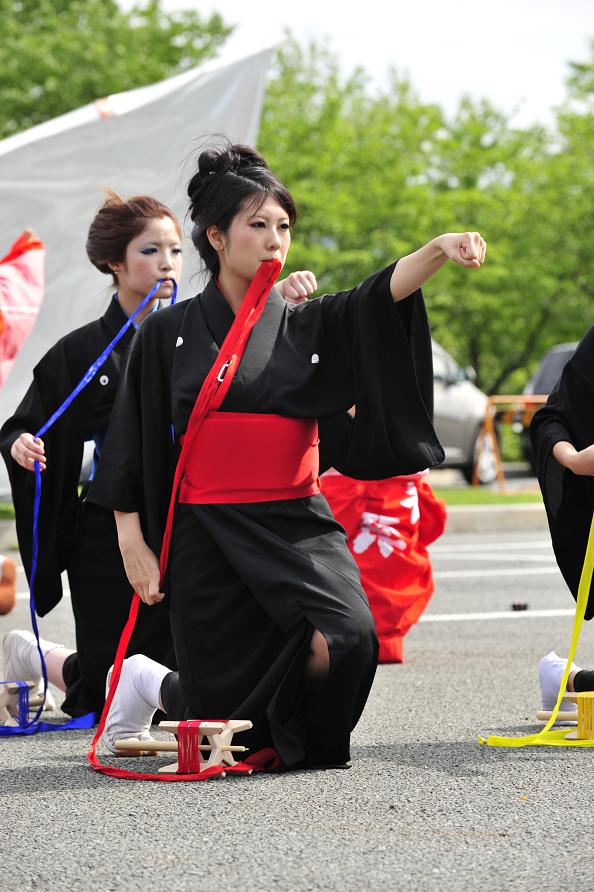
<box><xmin>432</xmin><ymin>340</ymin><xmax>495</xmax><ymax>484</ymax></box>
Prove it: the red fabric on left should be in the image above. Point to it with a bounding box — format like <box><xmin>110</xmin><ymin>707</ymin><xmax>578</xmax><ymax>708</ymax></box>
<box><xmin>0</xmin><ymin>231</ymin><xmax>44</xmax><ymax>266</ymax></box>
<box><xmin>0</xmin><ymin>230</ymin><xmax>45</xmax><ymax>387</ymax></box>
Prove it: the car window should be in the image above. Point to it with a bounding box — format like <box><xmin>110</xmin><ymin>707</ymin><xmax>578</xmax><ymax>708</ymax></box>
<box><xmin>433</xmin><ymin>352</ymin><xmax>449</xmax><ymax>382</ymax></box>
<box><xmin>433</xmin><ymin>342</ymin><xmax>462</xmax><ymax>384</ymax></box>
<box><xmin>533</xmin><ymin>348</ymin><xmax>575</xmax><ymax>394</ymax></box>
<box><xmin>447</xmin><ymin>356</ymin><xmax>460</xmax><ymax>382</ymax></box>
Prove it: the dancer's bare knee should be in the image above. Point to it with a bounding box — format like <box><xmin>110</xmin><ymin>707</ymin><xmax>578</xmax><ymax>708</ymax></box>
<box><xmin>305</xmin><ymin>629</ymin><xmax>329</xmax><ymax>683</ymax></box>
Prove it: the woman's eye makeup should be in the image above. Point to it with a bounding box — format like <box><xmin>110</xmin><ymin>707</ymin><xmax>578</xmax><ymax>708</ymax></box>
<box><xmin>250</xmin><ymin>221</ymin><xmax>290</xmax><ymax>230</ymax></box>
<box><xmin>140</xmin><ymin>246</ymin><xmax>183</xmax><ymax>255</ymax></box>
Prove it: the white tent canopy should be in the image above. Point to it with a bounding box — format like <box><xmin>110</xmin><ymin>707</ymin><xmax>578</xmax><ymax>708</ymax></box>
<box><xmin>0</xmin><ymin>44</ymin><xmax>274</xmax><ymax>453</ymax></box>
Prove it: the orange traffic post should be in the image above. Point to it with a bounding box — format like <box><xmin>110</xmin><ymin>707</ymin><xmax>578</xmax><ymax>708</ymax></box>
<box><xmin>472</xmin><ymin>395</ymin><xmax>548</xmax><ymax>493</ymax></box>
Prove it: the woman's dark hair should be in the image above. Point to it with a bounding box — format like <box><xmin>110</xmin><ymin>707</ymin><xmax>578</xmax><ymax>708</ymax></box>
<box><xmin>187</xmin><ymin>142</ymin><xmax>297</xmax><ymax>277</ymax></box>
<box><xmin>86</xmin><ymin>190</ymin><xmax>182</xmax><ymax>283</ymax></box>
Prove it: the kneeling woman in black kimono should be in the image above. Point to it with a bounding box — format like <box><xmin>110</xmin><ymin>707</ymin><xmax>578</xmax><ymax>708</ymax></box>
<box><xmin>0</xmin><ymin>193</ymin><xmax>182</xmax><ymax>717</ymax></box>
<box><xmin>532</xmin><ymin>327</ymin><xmax>594</xmax><ymax>715</ymax></box>
<box><xmin>90</xmin><ymin>143</ymin><xmax>486</xmax><ymax>767</ymax></box>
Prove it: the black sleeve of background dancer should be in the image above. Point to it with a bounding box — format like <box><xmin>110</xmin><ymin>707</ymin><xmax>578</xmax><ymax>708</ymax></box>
<box><xmin>0</xmin><ymin>344</ymin><xmax>83</xmax><ymax>615</ymax></box>
<box><xmin>530</xmin><ymin>325</ymin><xmax>594</xmax><ymax>618</ymax></box>
<box><xmin>87</xmin><ymin>313</ymin><xmax>178</xmax><ymax>558</ymax></box>
<box><xmin>86</xmin><ymin>333</ymin><xmax>145</xmax><ymax>515</ymax></box>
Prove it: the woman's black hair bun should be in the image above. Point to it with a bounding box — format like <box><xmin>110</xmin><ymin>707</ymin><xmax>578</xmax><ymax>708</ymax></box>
<box><xmin>188</xmin><ymin>143</ymin><xmax>270</xmax><ymax>210</ymax></box>
<box><xmin>185</xmin><ymin>138</ymin><xmax>297</xmax><ymax>277</ymax></box>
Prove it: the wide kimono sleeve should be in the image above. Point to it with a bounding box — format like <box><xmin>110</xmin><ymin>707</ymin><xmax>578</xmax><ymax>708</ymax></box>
<box><xmin>87</xmin><ymin>309</ymin><xmax>179</xmax><ymax>558</ymax></box>
<box><xmin>530</xmin><ymin>326</ymin><xmax>594</xmax><ymax>617</ymax></box>
<box><xmin>0</xmin><ymin>345</ymin><xmax>83</xmax><ymax>615</ymax></box>
<box><xmin>311</xmin><ymin>263</ymin><xmax>444</xmax><ymax>479</ymax></box>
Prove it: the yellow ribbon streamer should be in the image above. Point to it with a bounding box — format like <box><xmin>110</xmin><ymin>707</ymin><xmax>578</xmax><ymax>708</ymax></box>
<box><xmin>478</xmin><ymin>509</ymin><xmax>594</xmax><ymax>748</ymax></box>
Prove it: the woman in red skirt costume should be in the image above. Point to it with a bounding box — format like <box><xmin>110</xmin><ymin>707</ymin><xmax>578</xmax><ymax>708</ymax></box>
<box><xmin>321</xmin><ymin>469</ymin><xmax>446</xmax><ymax>662</ymax></box>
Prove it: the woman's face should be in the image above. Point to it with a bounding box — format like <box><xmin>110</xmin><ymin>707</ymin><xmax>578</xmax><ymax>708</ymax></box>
<box><xmin>209</xmin><ymin>196</ymin><xmax>291</xmax><ymax>285</ymax></box>
<box><xmin>111</xmin><ymin>216</ymin><xmax>182</xmax><ymax>301</ymax></box>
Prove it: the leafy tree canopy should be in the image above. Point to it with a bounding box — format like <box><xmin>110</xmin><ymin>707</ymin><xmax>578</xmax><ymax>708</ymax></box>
<box><xmin>2</xmin><ymin>10</ymin><xmax>593</xmax><ymax>396</ymax></box>
<box><xmin>259</xmin><ymin>38</ymin><xmax>594</xmax><ymax>393</ymax></box>
<box><xmin>0</xmin><ymin>0</ymin><xmax>230</xmax><ymax>139</ymax></box>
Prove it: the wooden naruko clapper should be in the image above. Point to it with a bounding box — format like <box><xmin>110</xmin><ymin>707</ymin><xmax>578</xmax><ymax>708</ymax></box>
<box><xmin>0</xmin><ymin>679</ymin><xmax>58</xmax><ymax>727</ymax></box>
<box><xmin>114</xmin><ymin>719</ymin><xmax>253</xmax><ymax>774</ymax></box>
<box><xmin>536</xmin><ymin>691</ymin><xmax>594</xmax><ymax>739</ymax></box>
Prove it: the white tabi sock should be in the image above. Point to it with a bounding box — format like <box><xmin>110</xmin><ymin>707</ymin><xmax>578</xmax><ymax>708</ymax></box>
<box><xmin>2</xmin><ymin>629</ymin><xmax>61</xmax><ymax>710</ymax></box>
<box><xmin>539</xmin><ymin>650</ymin><xmax>581</xmax><ymax>713</ymax></box>
<box><xmin>102</xmin><ymin>654</ymin><xmax>170</xmax><ymax>754</ymax></box>
<box><xmin>3</xmin><ymin>629</ymin><xmax>64</xmax><ymax>682</ymax></box>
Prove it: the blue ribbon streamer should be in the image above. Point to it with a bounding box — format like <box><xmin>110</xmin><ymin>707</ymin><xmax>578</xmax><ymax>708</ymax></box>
<box><xmin>0</xmin><ymin>679</ymin><xmax>30</xmax><ymax>726</ymax></box>
<box><xmin>1</xmin><ymin>279</ymin><xmax>177</xmax><ymax>735</ymax></box>
<box><xmin>0</xmin><ymin>712</ymin><xmax>96</xmax><ymax>737</ymax></box>
<box><xmin>17</xmin><ymin>680</ymin><xmax>29</xmax><ymax>726</ymax></box>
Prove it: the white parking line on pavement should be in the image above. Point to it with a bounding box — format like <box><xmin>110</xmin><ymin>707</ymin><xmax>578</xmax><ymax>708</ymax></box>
<box><xmin>420</xmin><ymin>607</ymin><xmax>575</xmax><ymax>622</ymax></box>
<box><xmin>430</xmin><ymin>541</ymin><xmax>551</xmax><ymax>553</ymax></box>
<box><xmin>431</xmin><ymin>554</ymin><xmax>556</xmax><ymax>563</ymax></box>
<box><xmin>434</xmin><ymin>567</ymin><xmax>559</xmax><ymax>579</ymax></box>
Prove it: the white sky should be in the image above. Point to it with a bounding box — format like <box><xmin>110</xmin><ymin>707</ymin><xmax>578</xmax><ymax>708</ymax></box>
<box><xmin>162</xmin><ymin>0</ymin><xmax>594</xmax><ymax>126</ymax></box>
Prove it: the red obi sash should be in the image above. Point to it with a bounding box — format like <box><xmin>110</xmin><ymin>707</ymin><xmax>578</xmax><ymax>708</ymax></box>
<box><xmin>178</xmin><ymin>412</ymin><xmax>319</xmax><ymax>504</ymax></box>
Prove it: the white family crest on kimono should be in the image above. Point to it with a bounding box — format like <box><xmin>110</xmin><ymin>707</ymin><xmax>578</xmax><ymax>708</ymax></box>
<box><xmin>351</xmin><ymin>481</ymin><xmax>420</xmax><ymax>558</ymax></box>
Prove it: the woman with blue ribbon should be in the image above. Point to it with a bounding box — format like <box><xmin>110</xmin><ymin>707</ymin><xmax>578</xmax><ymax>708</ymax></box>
<box><xmin>0</xmin><ymin>193</ymin><xmax>182</xmax><ymax>723</ymax></box>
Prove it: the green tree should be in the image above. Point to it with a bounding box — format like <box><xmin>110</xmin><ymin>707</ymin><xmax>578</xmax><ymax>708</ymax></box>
<box><xmin>419</xmin><ymin>100</ymin><xmax>559</xmax><ymax>393</ymax></box>
<box><xmin>0</xmin><ymin>0</ymin><xmax>230</xmax><ymax>139</ymax></box>
<box><xmin>259</xmin><ymin>40</ymin><xmax>444</xmax><ymax>293</ymax></box>
<box><xmin>260</xmin><ymin>38</ymin><xmax>594</xmax><ymax>394</ymax></box>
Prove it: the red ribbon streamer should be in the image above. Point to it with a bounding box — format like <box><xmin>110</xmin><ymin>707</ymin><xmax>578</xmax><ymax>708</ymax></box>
<box><xmin>159</xmin><ymin>259</ymin><xmax>282</xmax><ymax>583</ymax></box>
<box><xmin>177</xmin><ymin>720</ymin><xmax>203</xmax><ymax>773</ymax></box>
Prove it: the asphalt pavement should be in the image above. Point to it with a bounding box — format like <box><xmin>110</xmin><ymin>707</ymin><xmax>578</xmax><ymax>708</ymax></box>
<box><xmin>2</xmin><ymin>528</ymin><xmax>594</xmax><ymax>892</ymax></box>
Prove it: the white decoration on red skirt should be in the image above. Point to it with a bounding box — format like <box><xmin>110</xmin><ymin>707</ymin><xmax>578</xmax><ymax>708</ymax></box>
<box><xmin>351</xmin><ymin>481</ymin><xmax>420</xmax><ymax>558</ymax></box>
<box><xmin>400</xmin><ymin>481</ymin><xmax>420</xmax><ymax>524</ymax></box>
<box><xmin>352</xmin><ymin>513</ymin><xmax>407</xmax><ymax>557</ymax></box>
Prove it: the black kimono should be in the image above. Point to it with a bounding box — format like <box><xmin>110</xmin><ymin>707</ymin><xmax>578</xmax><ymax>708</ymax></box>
<box><xmin>531</xmin><ymin>327</ymin><xmax>594</xmax><ymax>618</ymax></box>
<box><xmin>0</xmin><ymin>299</ymin><xmax>174</xmax><ymax>716</ymax></box>
<box><xmin>89</xmin><ymin>264</ymin><xmax>444</xmax><ymax>765</ymax></box>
